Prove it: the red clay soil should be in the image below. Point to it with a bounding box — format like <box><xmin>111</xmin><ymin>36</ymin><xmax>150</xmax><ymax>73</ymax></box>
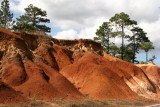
<box><xmin>35</xmin><ymin>43</ymin><xmax>74</xmax><ymax>71</ymax></box>
<box><xmin>34</xmin><ymin>44</ymin><xmax>60</xmax><ymax>71</ymax></box>
<box><xmin>34</xmin><ymin>59</ymin><xmax>83</xmax><ymax>99</ymax></box>
<box><xmin>136</xmin><ymin>63</ymin><xmax>160</xmax><ymax>91</ymax></box>
<box><xmin>51</xmin><ymin>44</ymin><xmax>73</xmax><ymax>70</ymax></box>
<box><xmin>103</xmin><ymin>53</ymin><xmax>159</xmax><ymax>99</ymax></box>
<box><xmin>13</xmin><ymin>58</ymin><xmax>83</xmax><ymax>101</ymax></box>
<box><xmin>0</xmin><ymin>55</ymin><xmax>27</xmax><ymax>87</ymax></box>
<box><xmin>0</xmin><ymin>28</ymin><xmax>22</xmax><ymax>39</ymax></box>
<box><xmin>1</xmin><ymin>28</ymin><xmax>160</xmax><ymax>103</ymax></box>
<box><xmin>0</xmin><ymin>81</ymin><xmax>28</xmax><ymax>104</ymax></box>
<box><xmin>60</xmin><ymin>54</ymin><xmax>140</xmax><ymax>100</ymax></box>
<box><xmin>0</xmin><ymin>28</ymin><xmax>83</xmax><ymax>102</ymax></box>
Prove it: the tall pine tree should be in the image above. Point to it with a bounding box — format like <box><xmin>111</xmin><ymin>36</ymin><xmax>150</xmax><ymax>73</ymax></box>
<box><xmin>94</xmin><ymin>22</ymin><xmax>112</xmax><ymax>54</ymax></box>
<box><xmin>0</xmin><ymin>0</ymin><xmax>14</xmax><ymax>29</ymax></box>
<box><xmin>15</xmin><ymin>4</ymin><xmax>50</xmax><ymax>32</ymax></box>
<box><xmin>109</xmin><ymin>12</ymin><xmax>137</xmax><ymax>60</ymax></box>
<box><xmin>140</xmin><ymin>42</ymin><xmax>154</xmax><ymax>63</ymax></box>
<box><xmin>128</xmin><ymin>27</ymin><xmax>149</xmax><ymax>63</ymax></box>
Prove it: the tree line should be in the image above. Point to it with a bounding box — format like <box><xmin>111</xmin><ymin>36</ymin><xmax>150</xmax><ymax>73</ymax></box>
<box><xmin>94</xmin><ymin>12</ymin><xmax>155</xmax><ymax>63</ymax></box>
<box><xmin>0</xmin><ymin>0</ymin><xmax>50</xmax><ymax>32</ymax></box>
<box><xmin>0</xmin><ymin>0</ymin><xmax>155</xmax><ymax>63</ymax></box>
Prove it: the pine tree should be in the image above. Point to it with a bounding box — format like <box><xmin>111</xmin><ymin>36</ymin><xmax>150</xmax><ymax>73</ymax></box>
<box><xmin>109</xmin><ymin>43</ymin><xmax>119</xmax><ymax>57</ymax></box>
<box><xmin>94</xmin><ymin>22</ymin><xmax>112</xmax><ymax>54</ymax></box>
<box><xmin>128</xmin><ymin>27</ymin><xmax>149</xmax><ymax>63</ymax></box>
<box><xmin>140</xmin><ymin>42</ymin><xmax>154</xmax><ymax>63</ymax></box>
<box><xmin>0</xmin><ymin>0</ymin><xmax>14</xmax><ymax>29</ymax></box>
<box><xmin>15</xmin><ymin>4</ymin><xmax>50</xmax><ymax>32</ymax></box>
<box><xmin>109</xmin><ymin>12</ymin><xmax>137</xmax><ymax>60</ymax></box>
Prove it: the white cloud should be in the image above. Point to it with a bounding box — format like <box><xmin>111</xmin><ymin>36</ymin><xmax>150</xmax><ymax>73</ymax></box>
<box><xmin>139</xmin><ymin>18</ymin><xmax>160</xmax><ymax>55</ymax></box>
<box><xmin>10</xmin><ymin>0</ymin><xmax>160</xmax><ymax>51</ymax></box>
<box><xmin>10</xmin><ymin>0</ymin><xmax>160</xmax><ymax>29</ymax></box>
<box><xmin>8</xmin><ymin>0</ymin><xmax>160</xmax><ymax>65</ymax></box>
<box><xmin>53</xmin><ymin>29</ymin><xmax>79</xmax><ymax>40</ymax></box>
<box><xmin>53</xmin><ymin>17</ymin><xmax>106</xmax><ymax>40</ymax></box>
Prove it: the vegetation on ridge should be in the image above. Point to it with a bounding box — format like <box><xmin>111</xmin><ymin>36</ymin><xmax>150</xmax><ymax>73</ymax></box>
<box><xmin>95</xmin><ymin>12</ymin><xmax>155</xmax><ymax>63</ymax></box>
<box><xmin>0</xmin><ymin>0</ymin><xmax>156</xmax><ymax>63</ymax></box>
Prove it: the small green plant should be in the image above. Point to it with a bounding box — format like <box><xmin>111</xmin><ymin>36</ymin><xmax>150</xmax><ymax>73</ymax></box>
<box><xmin>28</xmin><ymin>89</ymin><xmax>31</xmax><ymax>97</ymax></box>
<box><xmin>140</xmin><ymin>61</ymin><xmax>148</xmax><ymax>64</ymax></box>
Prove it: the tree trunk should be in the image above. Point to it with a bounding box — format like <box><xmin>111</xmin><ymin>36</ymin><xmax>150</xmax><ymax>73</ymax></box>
<box><xmin>107</xmin><ymin>34</ymin><xmax>110</xmax><ymax>54</ymax></box>
<box><xmin>133</xmin><ymin>36</ymin><xmax>135</xmax><ymax>63</ymax></box>
<box><xmin>121</xmin><ymin>25</ymin><xmax>124</xmax><ymax>60</ymax></box>
<box><xmin>146</xmin><ymin>51</ymin><xmax>148</xmax><ymax>63</ymax></box>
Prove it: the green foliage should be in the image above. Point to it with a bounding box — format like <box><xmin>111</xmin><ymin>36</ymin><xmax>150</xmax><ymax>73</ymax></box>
<box><xmin>109</xmin><ymin>43</ymin><xmax>119</xmax><ymax>57</ymax></box>
<box><xmin>0</xmin><ymin>0</ymin><xmax>14</xmax><ymax>29</ymax></box>
<box><xmin>149</xmin><ymin>55</ymin><xmax>156</xmax><ymax>63</ymax></box>
<box><xmin>109</xmin><ymin>12</ymin><xmax>137</xmax><ymax>26</ymax></box>
<box><xmin>140</xmin><ymin>61</ymin><xmax>148</xmax><ymax>64</ymax></box>
<box><xmin>122</xmin><ymin>45</ymin><xmax>134</xmax><ymax>62</ymax></box>
<box><xmin>140</xmin><ymin>42</ymin><xmax>154</xmax><ymax>63</ymax></box>
<box><xmin>140</xmin><ymin>42</ymin><xmax>154</xmax><ymax>52</ymax></box>
<box><xmin>14</xmin><ymin>4</ymin><xmax>50</xmax><ymax>32</ymax></box>
<box><xmin>109</xmin><ymin>12</ymin><xmax>137</xmax><ymax>60</ymax></box>
<box><xmin>128</xmin><ymin>27</ymin><xmax>149</xmax><ymax>63</ymax></box>
<box><xmin>94</xmin><ymin>12</ymin><xmax>154</xmax><ymax>63</ymax></box>
<box><xmin>94</xmin><ymin>22</ymin><xmax>112</xmax><ymax>54</ymax></box>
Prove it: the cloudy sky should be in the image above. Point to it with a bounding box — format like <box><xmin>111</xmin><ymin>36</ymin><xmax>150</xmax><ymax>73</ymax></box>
<box><xmin>7</xmin><ymin>0</ymin><xmax>160</xmax><ymax>65</ymax></box>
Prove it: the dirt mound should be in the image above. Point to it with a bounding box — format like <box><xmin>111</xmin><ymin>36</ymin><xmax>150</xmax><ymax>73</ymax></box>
<box><xmin>60</xmin><ymin>54</ymin><xmax>140</xmax><ymax>100</ymax></box>
<box><xmin>13</xmin><ymin>58</ymin><xmax>82</xmax><ymax>101</ymax></box>
<box><xmin>103</xmin><ymin>53</ymin><xmax>159</xmax><ymax>99</ymax></box>
<box><xmin>136</xmin><ymin>63</ymin><xmax>160</xmax><ymax>91</ymax></box>
<box><xmin>0</xmin><ymin>53</ymin><xmax>83</xmax><ymax>101</ymax></box>
<box><xmin>0</xmin><ymin>28</ymin><xmax>160</xmax><ymax>104</ymax></box>
<box><xmin>0</xmin><ymin>28</ymin><xmax>83</xmax><ymax>102</ymax></box>
<box><xmin>0</xmin><ymin>81</ymin><xmax>28</xmax><ymax>104</ymax></box>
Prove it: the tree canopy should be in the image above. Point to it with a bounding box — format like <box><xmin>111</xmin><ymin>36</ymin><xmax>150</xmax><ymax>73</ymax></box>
<box><xmin>109</xmin><ymin>12</ymin><xmax>137</xmax><ymax>60</ymax></box>
<box><xmin>128</xmin><ymin>27</ymin><xmax>149</xmax><ymax>63</ymax></box>
<box><xmin>140</xmin><ymin>42</ymin><xmax>154</xmax><ymax>63</ymax></box>
<box><xmin>95</xmin><ymin>12</ymin><xmax>154</xmax><ymax>63</ymax></box>
<box><xmin>0</xmin><ymin>0</ymin><xmax>14</xmax><ymax>29</ymax></box>
<box><xmin>94</xmin><ymin>22</ymin><xmax>112</xmax><ymax>54</ymax></box>
<box><xmin>14</xmin><ymin>4</ymin><xmax>50</xmax><ymax>32</ymax></box>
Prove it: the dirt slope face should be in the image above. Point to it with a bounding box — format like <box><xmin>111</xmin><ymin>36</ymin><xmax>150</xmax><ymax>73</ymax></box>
<box><xmin>0</xmin><ymin>28</ymin><xmax>83</xmax><ymax>102</ymax></box>
<box><xmin>0</xmin><ymin>28</ymin><xmax>160</xmax><ymax>103</ymax></box>
<box><xmin>103</xmin><ymin>53</ymin><xmax>160</xmax><ymax>99</ymax></box>
<box><xmin>0</xmin><ymin>81</ymin><xmax>28</xmax><ymax>104</ymax></box>
<box><xmin>136</xmin><ymin>63</ymin><xmax>160</xmax><ymax>91</ymax></box>
<box><xmin>60</xmin><ymin>54</ymin><xmax>140</xmax><ymax>100</ymax></box>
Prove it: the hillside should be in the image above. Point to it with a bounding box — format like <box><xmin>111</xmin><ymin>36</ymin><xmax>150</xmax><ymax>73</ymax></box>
<box><xmin>0</xmin><ymin>28</ymin><xmax>160</xmax><ymax>105</ymax></box>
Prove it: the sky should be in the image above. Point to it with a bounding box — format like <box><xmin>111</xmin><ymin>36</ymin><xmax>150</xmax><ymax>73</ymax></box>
<box><xmin>4</xmin><ymin>0</ymin><xmax>160</xmax><ymax>65</ymax></box>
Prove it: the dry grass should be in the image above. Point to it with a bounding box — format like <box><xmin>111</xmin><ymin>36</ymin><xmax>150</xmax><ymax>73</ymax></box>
<box><xmin>0</xmin><ymin>99</ymin><xmax>52</xmax><ymax>107</ymax></box>
<box><xmin>0</xmin><ymin>97</ymin><xmax>159</xmax><ymax>107</ymax></box>
<box><xmin>53</xmin><ymin>98</ymin><xmax>160</xmax><ymax>107</ymax></box>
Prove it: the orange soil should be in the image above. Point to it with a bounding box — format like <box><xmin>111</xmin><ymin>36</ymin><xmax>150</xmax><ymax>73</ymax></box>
<box><xmin>60</xmin><ymin>54</ymin><xmax>140</xmax><ymax>100</ymax></box>
<box><xmin>0</xmin><ymin>28</ymin><xmax>160</xmax><ymax>104</ymax></box>
<box><xmin>103</xmin><ymin>53</ymin><xmax>159</xmax><ymax>99</ymax></box>
<box><xmin>0</xmin><ymin>81</ymin><xmax>28</xmax><ymax>104</ymax></box>
<box><xmin>136</xmin><ymin>63</ymin><xmax>160</xmax><ymax>90</ymax></box>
